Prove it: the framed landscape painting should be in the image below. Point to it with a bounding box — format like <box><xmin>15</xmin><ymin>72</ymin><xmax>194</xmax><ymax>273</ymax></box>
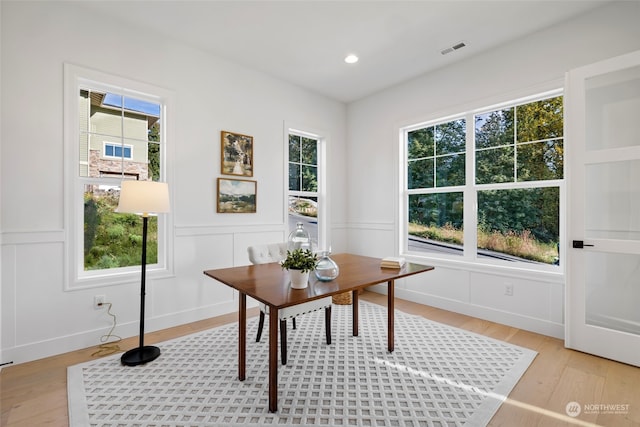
<box><xmin>221</xmin><ymin>130</ymin><xmax>253</xmax><ymax>177</ymax></box>
<box><xmin>217</xmin><ymin>178</ymin><xmax>257</xmax><ymax>213</ymax></box>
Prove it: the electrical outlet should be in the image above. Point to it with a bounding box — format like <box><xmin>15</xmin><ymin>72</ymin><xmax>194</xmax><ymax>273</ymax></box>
<box><xmin>94</xmin><ymin>295</ymin><xmax>106</xmax><ymax>309</ymax></box>
<box><xmin>504</xmin><ymin>284</ymin><xmax>514</xmax><ymax>297</ymax></box>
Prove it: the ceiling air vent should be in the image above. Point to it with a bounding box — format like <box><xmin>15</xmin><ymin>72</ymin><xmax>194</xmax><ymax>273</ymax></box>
<box><xmin>441</xmin><ymin>41</ymin><xmax>467</xmax><ymax>56</ymax></box>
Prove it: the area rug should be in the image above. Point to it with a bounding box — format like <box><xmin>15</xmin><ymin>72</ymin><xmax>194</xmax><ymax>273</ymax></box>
<box><xmin>68</xmin><ymin>301</ymin><xmax>536</xmax><ymax>427</ymax></box>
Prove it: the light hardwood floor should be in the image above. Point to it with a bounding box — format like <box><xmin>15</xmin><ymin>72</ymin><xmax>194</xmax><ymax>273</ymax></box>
<box><xmin>2</xmin><ymin>291</ymin><xmax>639</xmax><ymax>426</ymax></box>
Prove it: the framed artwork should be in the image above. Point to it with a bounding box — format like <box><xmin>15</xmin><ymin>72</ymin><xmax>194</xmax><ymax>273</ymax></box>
<box><xmin>221</xmin><ymin>130</ymin><xmax>253</xmax><ymax>177</ymax></box>
<box><xmin>217</xmin><ymin>178</ymin><xmax>257</xmax><ymax>213</ymax></box>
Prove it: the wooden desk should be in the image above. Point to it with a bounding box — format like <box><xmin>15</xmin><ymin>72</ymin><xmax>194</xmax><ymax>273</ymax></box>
<box><xmin>203</xmin><ymin>253</ymin><xmax>434</xmax><ymax>412</ymax></box>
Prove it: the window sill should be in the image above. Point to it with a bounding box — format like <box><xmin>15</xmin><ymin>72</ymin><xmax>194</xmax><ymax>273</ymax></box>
<box><xmin>402</xmin><ymin>252</ymin><xmax>564</xmax><ymax>284</ymax></box>
<box><xmin>66</xmin><ymin>267</ymin><xmax>174</xmax><ymax>291</ymax></box>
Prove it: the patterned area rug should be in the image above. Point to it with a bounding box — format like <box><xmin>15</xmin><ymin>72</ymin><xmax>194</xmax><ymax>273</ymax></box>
<box><xmin>68</xmin><ymin>301</ymin><xmax>536</xmax><ymax>426</ymax></box>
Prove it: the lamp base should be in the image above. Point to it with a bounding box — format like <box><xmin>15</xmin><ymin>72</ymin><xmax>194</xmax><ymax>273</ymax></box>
<box><xmin>120</xmin><ymin>345</ymin><xmax>161</xmax><ymax>366</ymax></box>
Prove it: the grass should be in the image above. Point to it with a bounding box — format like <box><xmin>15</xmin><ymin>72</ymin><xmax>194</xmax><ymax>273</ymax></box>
<box><xmin>84</xmin><ymin>190</ymin><xmax>158</xmax><ymax>270</ymax></box>
<box><xmin>408</xmin><ymin>223</ymin><xmax>558</xmax><ymax>264</ymax></box>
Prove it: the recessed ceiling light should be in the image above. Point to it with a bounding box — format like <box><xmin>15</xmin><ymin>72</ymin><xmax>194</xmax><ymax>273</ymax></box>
<box><xmin>344</xmin><ymin>54</ymin><xmax>359</xmax><ymax>64</ymax></box>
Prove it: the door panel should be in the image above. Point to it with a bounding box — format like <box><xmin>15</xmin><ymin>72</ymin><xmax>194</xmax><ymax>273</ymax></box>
<box><xmin>584</xmin><ymin>251</ymin><xmax>640</xmax><ymax>335</ymax></box>
<box><xmin>585</xmin><ymin>160</ymin><xmax>640</xmax><ymax>240</ymax></box>
<box><xmin>585</xmin><ymin>64</ymin><xmax>640</xmax><ymax>151</ymax></box>
<box><xmin>566</xmin><ymin>50</ymin><xmax>640</xmax><ymax>367</ymax></box>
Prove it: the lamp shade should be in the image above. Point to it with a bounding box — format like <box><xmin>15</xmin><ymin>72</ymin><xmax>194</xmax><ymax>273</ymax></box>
<box><xmin>117</xmin><ymin>181</ymin><xmax>170</xmax><ymax>216</ymax></box>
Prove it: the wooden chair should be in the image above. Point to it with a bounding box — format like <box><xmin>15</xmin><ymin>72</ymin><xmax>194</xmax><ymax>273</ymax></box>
<box><xmin>248</xmin><ymin>243</ymin><xmax>332</xmax><ymax>365</ymax></box>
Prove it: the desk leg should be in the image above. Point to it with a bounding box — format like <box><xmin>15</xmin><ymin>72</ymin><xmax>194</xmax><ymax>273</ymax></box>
<box><xmin>352</xmin><ymin>290</ymin><xmax>359</xmax><ymax>336</ymax></box>
<box><xmin>268</xmin><ymin>307</ymin><xmax>278</xmax><ymax>412</ymax></box>
<box><xmin>239</xmin><ymin>292</ymin><xmax>246</xmax><ymax>381</ymax></box>
<box><xmin>388</xmin><ymin>280</ymin><xmax>394</xmax><ymax>352</ymax></box>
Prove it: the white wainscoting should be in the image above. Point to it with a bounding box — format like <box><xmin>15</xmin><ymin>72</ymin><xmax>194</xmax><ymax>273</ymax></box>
<box><xmin>347</xmin><ymin>222</ymin><xmax>565</xmax><ymax>339</ymax></box>
<box><xmin>0</xmin><ymin>225</ymin><xmax>298</xmax><ymax>364</ymax></box>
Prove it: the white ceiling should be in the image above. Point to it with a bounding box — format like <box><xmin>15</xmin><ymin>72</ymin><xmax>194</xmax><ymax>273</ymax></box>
<box><xmin>78</xmin><ymin>0</ymin><xmax>609</xmax><ymax>103</ymax></box>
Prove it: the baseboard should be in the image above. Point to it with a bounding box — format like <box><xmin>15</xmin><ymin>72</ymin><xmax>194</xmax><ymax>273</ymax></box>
<box><xmin>371</xmin><ymin>285</ymin><xmax>564</xmax><ymax>339</ymax></box>
<box><xmin>3</xmin><ymin>301</ymin><xmax>242</xmax><ymax>365</ymax></box>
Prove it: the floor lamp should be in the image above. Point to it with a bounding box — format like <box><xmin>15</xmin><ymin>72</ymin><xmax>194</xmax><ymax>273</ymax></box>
<box><xmin>117</xmin><ymin>180</ymin><xmax>170</xmax><ymax>366</ymax></box>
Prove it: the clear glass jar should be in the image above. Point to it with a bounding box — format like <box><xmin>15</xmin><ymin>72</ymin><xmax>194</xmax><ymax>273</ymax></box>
<box><xmin>315</xmin><ymin>251</ymin><xmax>339</xmax><ymax>281</ymax></box>
<box><xmin>288</xmin><ymin>222</ymin><xmax>311</xmax><ymax>251</ymax></box>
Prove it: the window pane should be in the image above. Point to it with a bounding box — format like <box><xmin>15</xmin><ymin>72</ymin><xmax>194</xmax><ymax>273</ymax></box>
<box><xmin>408</xmin><ymin>128</ymin><xmax>434</xmax><ymax>159</ymax></box>
<box><xmin>301</xmin><ymin>165</ymin><xmax>318</xmax><ymax>192</ymax></box>
<box><xmin>288</xmin><ymin>196</ymin><xmax>318</xmax><ymax>248</ymax></box>
<box><xmin>90</xmin><ymin>92</ymin><xmax>123</xmax><ymax>139</ymax></box>
<box><xmin>517</xmin><ymin>139</ymin><xmax>564</xmax><ymax>181</ymax></box>
<box><xmin>408</xmin><ymin>158</ymin><xmax>434</xmax><ymax>189</ymax></box>
<box><xmin>79</xmin><ymin>89</ymin><xmax>90</xmax><ymax>132</ymax></box>
<box><xmin>436</xmin><ymin>154</ymin><xmax>465</xmax><ymax>187</ymax></box>
<box><xmin>476</xmin><ymin>146</ymin><xmax>514</xmax><ymax>184</ymax></box>
<box><xmin>289</xmin><ymin>133</ymin><xmax>318</xmax><ymax>192</ymax></box>
<box><xmin>148</xmin><ymin>141</ymin><xmax>160</xmax><ymax>181</ymax></box>
<box><xmin>516</xmin><ymin>96</ymin><xmax>563</xmax><ymax>143</ymax></box>
<box><xmin>79</xmin><ymin>90</ymin><xmax>91</xmax><ymax>177</ymax></box>
<box><xmin>408</xmin><ymin>192</ymin><xmax>463</xmax><ymax>256</ymax></box>
<box><xmin>105</xmin><ymin>95</ymin><xmax>160</xmax><ymax>141</ymax></box>
<box><xmin>475</xmin><ymin>108</ymin><xmax>514</xmax><ymax>149</ymax></box>
<box><xmin>289</xmin><ymin>134</ymin><xmax>301</xmax><ymax>162</ymax></box>
<box><xmin>84</xmin><ymin>184</ymin><xmax>158</xmax><ymax>271</ymax></box>
<box><xmin>435</xmin><ymin>119</ymin><xmax>465</xmax><ymax>155</ymax></box>
<box><xmin>289</xmin><ymin>163</ymin><xmax>300</xmax><ymax>191</ymax></box>
<box><xmin>148</xmin><ymin>120</ymin><xmax>161</xmax><ymax>143</ymax></box>
<box><xmin>477</xmin><ymin>187</ymin><xmax>559</xmax><ymax>265</ymax></box>
<box><xmin>301</xmin><ymin>137</ymin><xmax>317</xmax><ymax>165</ymax></box>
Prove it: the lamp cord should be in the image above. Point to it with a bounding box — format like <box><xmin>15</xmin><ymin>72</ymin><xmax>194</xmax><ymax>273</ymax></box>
<box><xmin>91</xmin><ymin>302</ymin><xmax>122</xmax><ymax>357</ymax></box>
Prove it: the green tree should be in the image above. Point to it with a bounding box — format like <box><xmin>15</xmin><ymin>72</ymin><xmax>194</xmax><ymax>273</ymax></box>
<box><xmin>147</xmin><ymin>122</ymin><xmax>161</xmax><ymax>181</ymax></box>
<box><xmin>84</xmin><ymin>196</ymin><xmax>99</xmax><ymax>256</ymax></box>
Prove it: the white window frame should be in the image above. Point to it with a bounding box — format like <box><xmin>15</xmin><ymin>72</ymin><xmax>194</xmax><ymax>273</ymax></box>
<box><xmin>399</xmin><ymin>88</ymin><xmax>565</xmax><ymax>277</ymax></box>
<box><xmin>284</xmin><ymin>123</ymin><xmax>328</xmax><ymax>251</ymax></box>
<box><xmin>63</xmin><ymin>64</ymin><xmax>174</xmax><ymax>290</ymax></box>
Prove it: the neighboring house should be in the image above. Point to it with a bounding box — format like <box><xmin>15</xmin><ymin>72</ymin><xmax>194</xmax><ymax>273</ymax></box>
<box><xmin>79</xmin><ymin>90</ymin><xmax>158</xmax><ymax>181</ymax></box>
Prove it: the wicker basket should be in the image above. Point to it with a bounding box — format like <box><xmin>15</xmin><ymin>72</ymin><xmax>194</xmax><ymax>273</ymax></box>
<box><xmin>332</xmin><ymin>292</ymin><xmax>352</xmax><ymax>305</ymax></box>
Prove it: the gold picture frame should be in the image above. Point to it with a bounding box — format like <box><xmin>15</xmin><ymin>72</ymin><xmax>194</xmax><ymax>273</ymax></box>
<box><xmin>217</xmin><ymin>178</ymin><xmax>257</xmax><ymax>213</ymax></box>
<box><xmin>221</xmin><ymin>130</ymin><xmax>253</xmax><ymax>177</ymax></box>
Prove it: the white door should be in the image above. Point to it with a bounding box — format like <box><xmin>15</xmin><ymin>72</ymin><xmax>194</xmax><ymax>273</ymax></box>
<box><xmin>566</xmin><ymin>50</ymin><xmax>640</xmax><ymax>367</ymax></box>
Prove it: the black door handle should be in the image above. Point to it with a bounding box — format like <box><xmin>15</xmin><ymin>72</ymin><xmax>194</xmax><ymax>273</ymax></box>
<box><xmin>572</xmin><ymin>240</ymin><xmax>594</xmax><ymax>249</ymax></box>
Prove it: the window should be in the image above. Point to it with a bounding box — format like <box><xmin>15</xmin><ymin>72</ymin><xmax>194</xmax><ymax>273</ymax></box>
<box><xmin>407</xmin><ymin>119</ymin><xmax>466</xmax><ymax>256</ymax></box>
<box><xmin>65</xmin><ymin>64</ymin><xmax>171</xmax><ymax>289</ymax></box>
<box><xmin>402</xmin><ymin>92</ymin><xmax>563</xmax><ymax>269</ymax></box>
<box><xmin>287</xmin><ymin>129</ymin><xmax>325</xmax><ymax>249</ymax></box>
<box><xmin>104</xmin><ymin>142</ymin><xmax>132</xmax><ymax>159</ymax></box>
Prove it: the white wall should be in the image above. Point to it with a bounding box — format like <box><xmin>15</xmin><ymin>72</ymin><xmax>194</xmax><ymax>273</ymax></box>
<box><xmin>0</xmin><ymin>1</ymin><xmax>347</xmax><ymax>364</ymax></box>
<box><xmin>346</xmin><ymin>1</ymin><xmax>640</xmax><ymax>338</ymax></box>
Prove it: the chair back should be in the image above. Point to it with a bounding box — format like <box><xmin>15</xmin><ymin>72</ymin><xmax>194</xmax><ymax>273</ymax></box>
<box><xmin>248</xmin><ymin>242</ymin><xmax>288</xmax><ymax>265</ymax></box>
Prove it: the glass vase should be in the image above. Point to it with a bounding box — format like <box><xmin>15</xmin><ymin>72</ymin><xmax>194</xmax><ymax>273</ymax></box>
<box><xmin>288</xmin><ymin>222</ymin><xmax>312</xmax><ymax>252</ymax></box>
<box><xmin>315</xmin><ymin>251</ymin><xmax>339</xmax><ymax>281</ymax></box>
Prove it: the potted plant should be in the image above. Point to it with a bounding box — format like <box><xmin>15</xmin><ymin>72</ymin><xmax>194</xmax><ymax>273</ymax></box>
<box><xmin>281</xmin><ymin>249</ymin><xmax>318</xmax><ymax>289</ymax></box>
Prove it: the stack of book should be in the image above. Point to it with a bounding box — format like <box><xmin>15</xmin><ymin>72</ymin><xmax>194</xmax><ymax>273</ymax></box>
<box><xmin>380</xmin><ymin>257</ymin><xmax>406</xmax><ymax>269</ymax></box>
